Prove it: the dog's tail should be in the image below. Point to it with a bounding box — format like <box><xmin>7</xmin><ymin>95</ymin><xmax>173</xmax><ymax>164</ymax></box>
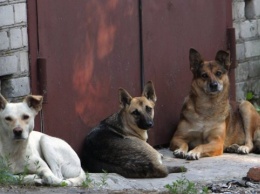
<box><xmin>167</xmin><ymin>166</ymin><xmax>187</xmax><ymax>173</ymax></box>
<box><xmin>64</xmin><ymin>169</ymin><xmax>86</xmax><ymax>186</ymax></box>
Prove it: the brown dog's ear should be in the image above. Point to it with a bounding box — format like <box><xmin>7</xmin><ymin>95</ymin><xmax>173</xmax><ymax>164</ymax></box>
<box><xmin>119</xmin><ymin>88</ymin><xmax>132</xmax><ymax>108</ymax></box>
<box><xmin>215</xmin><ymin>50</ymin><xmax>230</xmax><ymax>70</ymax></box>
<box><xmin>189</xmin><ymin>48</ymin><xmax>203</xmax><ymax>73</ymax></box>
<box><xmin>142</xmin><ymin>81</ymin><xmax>157</xmax><ymax>103</ymax></box>
<box><xmin>0</xmin><ymin>94</ymin><xmax>8</xmax><ymax>110</ymax></box>
<box><xmin>24</xmin><ymin>95</ymin><xmax>43</xmax><ymax>112</ymax></box>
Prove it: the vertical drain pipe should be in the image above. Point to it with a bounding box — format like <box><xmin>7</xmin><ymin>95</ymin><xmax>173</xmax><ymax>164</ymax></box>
<box><xmin>138</xmin><ymin>0</ymin><xmax>144</xmax><ymax>91</ymax></box>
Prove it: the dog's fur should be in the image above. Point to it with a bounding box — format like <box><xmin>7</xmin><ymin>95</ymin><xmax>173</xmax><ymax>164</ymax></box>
<box><xmin>0</xmin><ymin>94</ymin><xmax>86</xmax><ymax>186</ymax></box>
<box><xmin>81</xmin><ymin>81</ymin><xmax>186</xmax><ymax>178</ymax></box>
<box><xmin>170</xmin><ymin>48</ymin><xmax>260</xmax><ymax>160</ymax></box>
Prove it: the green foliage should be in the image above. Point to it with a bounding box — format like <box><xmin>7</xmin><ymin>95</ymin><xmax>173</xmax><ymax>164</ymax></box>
<box><xmin>0</xmin><ymin>155</ymin><xmax>17</xmax><ymax>185</ymax></box>
<box><xmin>165</xmin><ymin>174</ymin><xmax>208</xmax><ymax>194</ymax></box>
<box><xmin>246</xmin><ymin>91</ymin><xmax>260</xmax><ymax>114</ymax></box>
<box><xmin>81</xmin><ymin>170</ymin><xmax>108</xmax><ymax>188</ymax></box>
<box><xmin>81</xmin><ymin>172</ymin><xmax>94</xmax><ymax>188</ymax></box>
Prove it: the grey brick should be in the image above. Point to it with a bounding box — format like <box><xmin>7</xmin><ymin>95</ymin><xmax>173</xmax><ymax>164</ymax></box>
<box><xmin>240</xmin><ymin>20</ymin><xmax>258</xmax><ymax>39</ymax></box>
<box><xmin>245</xmin><ymin>40</ymin><xmax>260</xmax><ymax>58</ymax></box>
<box><xmin>10</xmin><ymin>28</ymin><xmax>23</xmax><ymax>49</ymax></box>
<box><xmin>0</xmin><ymin>55</ymin><xmax>18</xmax><ymax>76</ymax></box>
<box><xmin>0</xmin><ymin>5</ymin><xmax>14</xmax><ymax>26</ymax></box>
<box><xmin>14</xmin><ymin>3</ymin><xmax>27</xmax><ymax>23</ymax></box>
<box><xmin>235</xmin><ymin>82</ymin><xmax>247</xmax><ymax>101</ymax></box>
<box><xmin>0</xmin><ymin>31</ymin><xmax>9</xmax><ymax>50</ymax></box>
<box><xmin>19</xmin><ymin>51</ymin><xmax>29</xmax><ymax>72</ymax></box>
<box><xmin>236</xmin><ymin>43</ymin><xmax>245</xmax><ymax>61</ymax></box>
<box><xmin>235</xmin><ymin>62</ymin><xmax>249</xmax><ymax>82</ymax></box>
<box><xmin>232</xmin><ymin>1</ymin><xmax>245</xmax><ymax>20</ymax></box>
<box><xmin>245</xmin><ymin>0</ymin><xmax>260</xmax><ymax>19</ymax></box>
<box><xmin>21</xmin><ymin>27</ymin><xmax>28</xmax><ymax>46</ymax></box>
<box><xmin>1</xmin><ymin>77</ymin><xmax>30</xmax><ymax>98</ymax></box>
<box><xmin>249</xmin><ymin>59</ymin><xmax>260</xmax><ymax>78</ymax></box>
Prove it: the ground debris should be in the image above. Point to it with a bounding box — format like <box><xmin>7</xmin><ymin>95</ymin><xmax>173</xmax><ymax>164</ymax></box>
<box><xmin>207</xmin><ymin>178</ymin><xmax>260</xmax><ymax>194</ymax></box>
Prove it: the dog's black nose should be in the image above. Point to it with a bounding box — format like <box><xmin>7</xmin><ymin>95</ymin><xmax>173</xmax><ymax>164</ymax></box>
<box><xmin>13</xmin><ymin>127</ymin><xmax>23</xmax><ymax>138</ymax></box>
<box><xmin>209</xmin><ymin>81</ymin><xmax>218</xmax><ymax>91</ymax></box>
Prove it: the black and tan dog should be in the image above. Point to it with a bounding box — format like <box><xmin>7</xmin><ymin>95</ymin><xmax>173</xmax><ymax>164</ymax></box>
<box><xmin>170</xmin><ymin>48</ymin><xmax>260</xmax><ymax>160</ymax></box>
<box><xmin>81</xmin><ymin>81</ymin><xmax>186</xmax><ymax>178</ymax></box>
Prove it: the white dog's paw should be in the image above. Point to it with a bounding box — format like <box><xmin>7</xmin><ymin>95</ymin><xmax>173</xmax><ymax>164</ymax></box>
<box><xmin>42</xmin><ymin>175</ymin><xmax>63</xmax><ymax>186</ymax></box>
<box><xmin>237</xmin><ymin>145</ymin><xmax>250</xmax><ymax>154</ymax></box>
<box><xmin>173</xmin><ymin>149</ymin><xmax>187</xmax><ymax>159</ymax></box>
<box><xmin>186</xmin><ymin>151</ymin><xmax>200</xmax><ymax>160</ymax></box>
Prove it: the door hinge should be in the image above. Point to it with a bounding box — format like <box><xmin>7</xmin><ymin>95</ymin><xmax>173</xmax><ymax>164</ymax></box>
<box><xmin>37</xmin><ymin>58</ymin><xmax>47</xmax><ymax>103</ymax></box>
<box><xmin>227</xmin><ymin>28</ymin><xmax>237</xmax><ymax>69</ymax></box>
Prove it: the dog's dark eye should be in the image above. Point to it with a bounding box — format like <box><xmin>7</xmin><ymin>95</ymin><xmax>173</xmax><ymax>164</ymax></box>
<box><xmin>22</xmin><ymin>114</ymin><xmax>29</xmax><ymax>120</ymax></box>
<box><xmin>215</xmin><ymin>71</ymin><xmax>222</xmax><ymax>77</ymax></box>
<box><xmin>5</xmin><ymin>116</ymin><xmax>12</xmax><ymax>122</ymax></box>
<box><xmin>146</xmin><ymin>106</ymin><xmax>152</xmax><ymax>113</ymax></box>
<box><xmin>132</xmin><ymin>110</ymin><xmax>140</xmax><ymax>116</ymax></box>
<box><xmin>201</xmin><ymin>73</ymin><xmax>208</xmax><ymax>79</ymax></box>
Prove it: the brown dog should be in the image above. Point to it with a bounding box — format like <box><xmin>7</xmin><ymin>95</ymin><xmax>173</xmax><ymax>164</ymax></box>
<box><xmin>170</xmin><ymin>48</ymin><xmax>260</xmax><ymax>160</ymax></box>
<box><xmin>81</xmin><ymin>81</ymin><xmax>186</xmax><ymax>178</ymax></box>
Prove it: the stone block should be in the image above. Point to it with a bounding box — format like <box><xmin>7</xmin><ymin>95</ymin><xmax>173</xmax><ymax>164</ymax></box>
<box><xmin>240</xmin><ymin>20</ymin><xmax>257</xmax><ymax>39</ymax></box>
<box><xmin>1</xmin><ymin>77</ymin><xmax>30</xmax><ymax>98</ymax></box>
<box><xmin>0</xmin><ymin>55</ymin><xmax>18</xmax><ymax>76</ymax></box>
<box><xmin>14</xmin><ymin>3</ymin><xmax>27</xmax><ymax>23</ymax></box>
<box><xmin>0</xmin><ymin>5</ymin><xmax>14</xmax><ymax>26</ymax></box>
<box><xmin>245</xmin><ymin>0</ymin><xmax>260</xmax><ymax>19</ymax></box>
<box><xmin>19</xmin><ymin>51</ymin><xmax>29</xmax><ymax>72</ymax></box>
<box><xmin>249</xmin><ymin>59</ymin><xmax>260</xmax><ymax>78</ymax></box>
<box><xmin>232</xmin><ymin>1</ymin><xmax>245</xmax><ymax>20</ymax></box>
<box><xmin>236</xmin><ymin>43</ymin><xmax>245</xmax><ymax>61</ymax></box>
<box><xmin>0</xmin><ymin>30</ymin><xmax>9</xmax><ymax>50</ymax></box>
<box><xmin>245</xmin><ymin>40</ymin><xmax>260</xmax><ymax>58</ymax></box>
<box><xmin>22</xmin><ymin>27</ymin><xmax>28</xmax><ymax>46</ymax></box>
<box><xmin>10</xmin><ymin>28</ymin><xmax>23</xmax><ymax>49</ymax></box>
<box><xmin>235</xmin><ymin>82</ymin><xmax>246</xmax><ymax>101</ymax></box>
<box><xmin>235</xmin><ymin>62</ymin><xmax>249</xmax><ymax>82</ymax></box>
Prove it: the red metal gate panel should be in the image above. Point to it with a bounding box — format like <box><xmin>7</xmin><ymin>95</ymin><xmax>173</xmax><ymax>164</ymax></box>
<box><xmin>32</xmin><ymin>0</ymin><xmax>141</xmax><ymax>153</ymax></box>
<box><xmin>28</xmin><ymin>0</ymin><xmax>233</xmax><ymax>153</ymax></box>
<box><xmin>141</xmin><ymin>0</ymin><xmax>234</xmax><ymax>145</ymax></box>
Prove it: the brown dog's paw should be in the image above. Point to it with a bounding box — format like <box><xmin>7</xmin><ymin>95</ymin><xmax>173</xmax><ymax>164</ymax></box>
<box><xmin>186</xmin><ymin>151</ymin><xmax>200</xmax><ymax>160</ymax></box>
<box><xmin>237</xmin><ymin>145</ymin><xmax>250</xmax><ymax>154</ymax></box>
<box><xmin>225</xmin><ymin>144</ymin><xmax>239</xmax><ymax>153</ymax></box>
<box><xmin>173</xmin><ymin>149</ymin><xmax>187</xmax><ymax>159</ymax></box>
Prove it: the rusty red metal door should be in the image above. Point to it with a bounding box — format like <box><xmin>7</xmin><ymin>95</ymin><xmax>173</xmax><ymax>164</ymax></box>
<box><xmin>28</xmin><ymin>0</ymin><xmax>234</xmax><ymax>153</ymax></box>
<box><xmin>141</xmin><ymin>0</ymin><xmax>234</xmax><ymax>146</ymax></box>
<box><xmin>28</xmin><ymin>0</ymin><xmax>141</xmax><ymax>153</ymax></box>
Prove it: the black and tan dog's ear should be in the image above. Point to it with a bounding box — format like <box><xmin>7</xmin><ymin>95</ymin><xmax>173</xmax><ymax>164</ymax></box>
<box><xmin>189</xmin><ymin>48</ymin><xmax>203</xmax><ymax>73</ymax></box>
<box><xmin>215</xmin><ymin>50</ymin><xmax>230</xmax><ymax>70</ymax></box>
<box><xmin>119</xmin><ymin>88</ymin><xmax>132</xmax><ymax>108</ymax></box>
<box><xmin>0</xmin><ymin>94</ymin><xmax>8</xmax><ymax>110</ymax></box>
<box><xmin>24</xmin><ymin>95</ymin><xmax>43</xmax><ymax>112</ymax></box>
<box><xmin>142</xmin><ymin>81</ymin><xmax>157</xmax><ymax>103</ymax></box>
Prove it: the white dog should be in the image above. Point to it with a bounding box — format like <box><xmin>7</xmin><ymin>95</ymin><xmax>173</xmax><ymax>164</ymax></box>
<box><xmin>0</xmin><ymin>94</ymin><xmax>86</xmax><ymax>186</ymax></box>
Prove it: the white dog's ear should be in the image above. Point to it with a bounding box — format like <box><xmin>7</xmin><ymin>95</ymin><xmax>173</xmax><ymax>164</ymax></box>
<box><xmin>24</xmin><ymin>95</ymin><xmax>43</xmax><ymax>112</ymax></box>
<box><xmin>0</xmin><ymin>94</ymin><xmax>8</xmax><ymax>110</ymax></box>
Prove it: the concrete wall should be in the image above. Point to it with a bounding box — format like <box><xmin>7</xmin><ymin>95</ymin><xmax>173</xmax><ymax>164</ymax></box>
<box><xmin>233</xmin><ymin>0</ymin><xmax>260</xmax><ymax>104</ymax></box>
<box><xmin>0</xmin><ymin>0</ymin><xmax>30</xmax><ymax>101</ymax></box>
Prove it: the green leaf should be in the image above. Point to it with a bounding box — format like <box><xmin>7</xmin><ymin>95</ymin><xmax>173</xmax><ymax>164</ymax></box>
<box><xmin>246</xmin><ymin>92</ymin><xmax>254</xmax><ymax>100</ymax></box>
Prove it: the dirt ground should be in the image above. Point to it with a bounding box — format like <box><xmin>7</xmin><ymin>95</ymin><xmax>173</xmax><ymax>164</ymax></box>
<box><xmin>0</xmin><ymin>148</ymin><xmax>259</xmax><ymax>194</ymax></box>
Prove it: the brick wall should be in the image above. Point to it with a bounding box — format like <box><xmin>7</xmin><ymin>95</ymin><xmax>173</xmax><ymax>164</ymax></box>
<box><xmin>233</xmin><ymin>0</ymin><xmax>260</xmax><ymax>105</ymax></box>
<box><xmin>0</xmin><ymin>0</ymin><xmax>30</xmax><ymax>101</ymax></box>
